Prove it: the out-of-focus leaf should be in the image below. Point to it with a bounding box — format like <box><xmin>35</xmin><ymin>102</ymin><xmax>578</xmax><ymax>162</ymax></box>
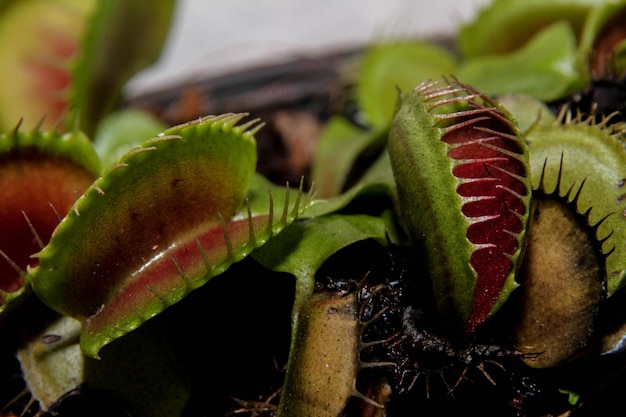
<box><xmin>456</xmin><ymin>22</ymin><xmax>584</xmax><ymax>102</ymax></box>
<box><xmin>0</xmin><ymin>0</ymin><xmax>95</xmax><ymax>130</ymax></box>
<box><xmin>305</xmin><ymin>148</ymin><xmax>397</xmax><ymax>219</ymax></box>
<box><xmin>495</xmin><ymin>93</ymin><xmax>557</xmax><ymax>133</ymax></box>
<box><xmin>310</xmin><ymin>116</ymin><xmax>383</xmax><ymax>198</ymax></box>
<box><xmin>72</xmin><ymin>0</ymin><xmax>178</xmax><ymax>135</ymax></box>
<box><xmin>355</xmin><ymin>41</ymin><xmax>458</xmax><ymax>130</ymax></box>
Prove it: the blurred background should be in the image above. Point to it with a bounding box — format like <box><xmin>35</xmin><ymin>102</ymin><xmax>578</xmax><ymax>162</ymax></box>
<box><xmin>126</xmin><ymin>0</ymin><xmax>491</xmax><ymax>96</ymax></box>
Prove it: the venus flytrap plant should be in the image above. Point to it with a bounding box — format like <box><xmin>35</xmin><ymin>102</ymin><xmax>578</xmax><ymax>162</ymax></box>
<box><xmin>5</xmin><ymin>0</ymin><xmax>626</xmax><ymax>415</ymax></box>
<box><xmin>388</xmin><ymin>77</ymin><xmax>532</xmax><ymax>334</ymax></box>
<box><xmin>250</xmin><ymin>149</ymin><xmax>404</xmax><ymax>417</ymax></box>
<box><xmin>253</xmin><ymin>214</ymin><xmax>394</xmax><ymax>417</ymax></box>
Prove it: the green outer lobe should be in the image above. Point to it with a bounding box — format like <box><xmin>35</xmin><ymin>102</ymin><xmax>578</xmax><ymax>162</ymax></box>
<box><xmin>388</xmin><ymin>88</ymin><xmax>476</xmax><ymax>326</ymax></box>
<box><xmin>31</xmin><ymin>114</ymin><xmax>259</xmax><ymax>356</ymax></box>
<box><xmin>525</xmin><ymin>119</ymin><xmax>626</xmax><ymax>294</ymax></box>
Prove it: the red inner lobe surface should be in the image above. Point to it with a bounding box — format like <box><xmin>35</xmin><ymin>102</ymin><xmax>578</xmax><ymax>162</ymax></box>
<box><xmin>0</xmin><ymin>154</ymin><xmax>95</xmax><ymax>300</ymax></box>
<box><xmin>443</xmin><ymin>114</ymin><xmax>527</xmax><ymax>332</ymax></box>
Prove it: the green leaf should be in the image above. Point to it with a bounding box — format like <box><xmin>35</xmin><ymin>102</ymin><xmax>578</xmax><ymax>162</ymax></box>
<box><xmin>0</xmin><ymin>0</ymin><xmax>95</xmax><ymax>130</ymax></box>
<box><xmin>355</xmin><ymin>41</ymin><xmax>458</xmax><ymax>130</ymax></box>
<box><xmin>456</xmin><ymin>21</ymin><xmax>584</xmax><ymax>102</ymax></box>
<box><xmin>30</xmin><ymin>113</ymin><xmax>307</xmax><ymax>358</ymax></box>
<box><xmin>559</xmin><ymin>388</ymin><xmax>581</xmax><ymax>406</ymax></box>
<box><xmin>304</xmin><ymin>148</ymin><xmax>398</xmax><ymax>220</ymax></box>
<box><xmin>252</xmin><ymin>214</ymin><xmax>391</xmax><ymax>325</ymax></box>
<box><xmin>457</xmin><ymin>0</ymin><xmax>601</xmax><ymax>58</ymax></box>
<box><xmin>0</xmin><ymin>0</ymin><xmax>176</xmax><ymax>134</ymax></box>
<box><xmin>71</xmin><ymin>0</ymin><xmax>178</xmax><ymax>135</ymax></box>
<box><xmin>495</xmin><ymin>93</ymin><xmax>557</xmax><ymax>134</ymax></box>
<box><xmin>310</xmin><ymin>116</ymin><xmax>384</xmax><ymax>198</ymax></box>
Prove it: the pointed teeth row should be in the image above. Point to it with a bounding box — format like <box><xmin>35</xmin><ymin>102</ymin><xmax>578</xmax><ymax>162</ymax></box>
<box><xmin>556</xmin><ymin>104</ymin><xmax>626</xmax><ymax>136</ymax></box>
<box><xmin>536</xmin><ymin>155</ymin><xmax>615</xmax><ymax>258</ymax></box>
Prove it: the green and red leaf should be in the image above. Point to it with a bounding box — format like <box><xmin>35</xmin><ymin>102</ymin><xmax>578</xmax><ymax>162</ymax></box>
<box><xmin>31</xmin><ymin>113</ymin><xmax>307</xmax><ymax>358</ymax></box>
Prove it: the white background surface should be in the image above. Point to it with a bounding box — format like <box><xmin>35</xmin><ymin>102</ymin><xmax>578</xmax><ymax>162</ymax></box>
<box><xmin>127</xmin><ymin>0</ymin><xmax>492</xmax><ymax>95</ymax></box>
